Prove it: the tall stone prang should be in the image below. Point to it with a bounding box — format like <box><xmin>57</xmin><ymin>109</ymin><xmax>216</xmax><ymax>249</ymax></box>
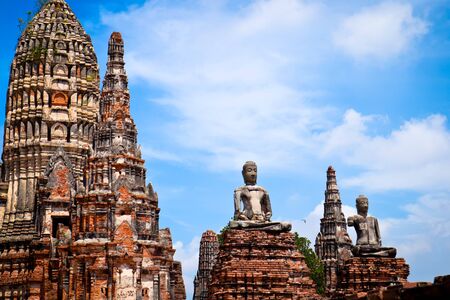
<box><xmin>0</xmin><ymin>2</ymin><xmax>185</xmax><ymax>299</ymax></box>
<box><xmin>63</xmin><ymin>32</ymin><xmax>185</xmax><ymax>300</ymax></box>
<box><xmin>193</xmin><ymin>230</ymin><xmax>219</xmax><ymax>300</ymax></box>
<box><xmin>209</xmin><ymin>161</ymin><xmax>319</xmax><ymax>299</ymax></box>
<box><xmin>0</xmin><ymin>0</ymin><xmax>99</xmax><ymax>243</ymax></box>
<box><xmin>315</xmin><ymin>166</ymin><xmax>352</xmax><ymax>293</ymax></box>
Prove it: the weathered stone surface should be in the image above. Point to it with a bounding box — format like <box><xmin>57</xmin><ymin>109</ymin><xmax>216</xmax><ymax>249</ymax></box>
<box><xmin>172</xmin><ymin>261</ymin><xmax>187</xmax><ymax>300</ymax></box>
<box><xmin>0</xmin><ymin>0</ymin><xmax>100</xmax><ymax>243</ymax></box>
<box><xmin>335</xmin><ymin>275</ymin><xmax>450</xmax><ymax>300</ymax></box>
<box><xmin>315</xmin><ymin>166</ymin><xmax>353</xmax><ymax>294</ymax></box>
<box><xmin>336</xmin><ymin>257</ymin><xmax>409</xmax><ymax>295</ymax></box>
<box><xmin>209</xmin><ymin>229</ymin><xmax>320</xmax><ymax>300</ymax></box>
<box><xmin>229</xmin><ymin>220</ymin><xmax>292</xmax><ymax>231</ymax></box>
<box><xmin>0</xmin><ymin>1</ymin><xmax>185</xmax><ymax>299</ymax></box>
<box><xmin>194</xmin><ymin>230</ymin><xmax>220</xmax><ymax>300</ymax></box>
<box><xmin>347</xmin><ymin>196</ymin><xmax>396</xmax><ymax>258</ymax></box>
<box><xmin>234</xmin><ymin>161</ymin><xmax>272</xmax><ymax>223</ymax></box>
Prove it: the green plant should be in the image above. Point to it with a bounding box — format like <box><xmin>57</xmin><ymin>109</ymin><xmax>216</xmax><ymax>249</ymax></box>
<box><xmin>294</xmin><ymin>233</ymin><xmax>325</xmax><ymax>294</ymax></box>
<box><xmin>28</xmin><ymin>46</ymin><xmax>47</xmax><ymax>62</ymax></box>
<box><xmin>17</xmin><ymin>1</ymin><xmax>48</xmax><ymax>34</ymax></box>
<box><xmin>86</xmin><ymin>71</ymin><xmax>98</xmax><ymax>82</ymax></box>
<box><xmin>217</xmin><ymin>224</ymin><xmax>230</xmax><ymax>245</ymax></box>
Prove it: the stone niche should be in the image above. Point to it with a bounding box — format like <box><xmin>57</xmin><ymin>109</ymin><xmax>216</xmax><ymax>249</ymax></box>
<box><xmin>52</xmin><ymin>92</ymin><xmax>68</xmax><ymax>106</ymax></box>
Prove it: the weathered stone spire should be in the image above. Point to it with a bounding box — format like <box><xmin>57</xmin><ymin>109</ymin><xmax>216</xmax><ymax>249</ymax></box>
<box><xmin>315</xmin><ymin>166</ymin><xmax>353</xmax><ymax>293</ymax></box>
<box><xmin>104</xmin><ymin>33</ymin><xmax>127</xmax><ymax>90</ymax></box>
<box><xmin>0</xmin><ymin>0</ymin><xmax>99</xmax><ymax>241</ymax></box>
<box><xmin>100</xmin><ymin>32</ymin><xmax>130</xmax><ymax>121</ymax></box>
<box><xmin>0</xmin><ymin>5</ymin><xmax>185</xmax><ymax>298</ymax></box>
<box><xmin>193</xmin><ymin>230</ymin><xmax>220</xmax><ymax>300</ymax></box>
<box><xmin>89</xmin><ymin>32</ymin><xmax>143</xmax><ymax>191</ymax></box>
<box><xmin>63</xmin><ymin>33</ymin><xmax>185</xmax><ymax>299</ymax></box>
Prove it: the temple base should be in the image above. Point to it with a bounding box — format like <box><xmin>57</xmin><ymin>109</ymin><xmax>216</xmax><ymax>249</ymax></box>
<box><xmin>337</xmin><ymin>257</ymin><xmax>409</xmax><ymax>295</ymax></box>
<box><xmin>209</xmin><ymin>228</ymin><xmax>319</xmax><ymax>299</ymax></box>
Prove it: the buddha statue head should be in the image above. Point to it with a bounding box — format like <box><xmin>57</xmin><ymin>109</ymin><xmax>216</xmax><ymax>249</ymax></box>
<box><xmin>356</xmin><ymin>195</ymin><xmax>369</xmax><ymax>217</ymax></box>
<box><xmin>242</xmin><ymin>161</ymin><xmax>257</xmax><ymax>186</ymax></box>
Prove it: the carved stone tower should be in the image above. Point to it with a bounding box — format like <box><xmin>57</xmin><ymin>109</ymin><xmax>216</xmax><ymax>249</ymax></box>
<box><xmin>315</xmin><ymin>166</ymin><xmax>352</xmax><ymax>293</ymax></box>
<box><xmin>193</xmin><ymin>230</ymin><xmax>219</xmax><ymax>300</ymax></box>
<box><xmin>0</xmin><ymin>2</ymin><xmax>185</xmax><ymax>299</ymax></box>
<box><xmin>64</xmin><ymin>32</ymin><xmax>185</xmax><ymax>299</ymax></box>
<box><xmin>0</xmin><ymin>0</ymin><xmax>99</xmax><ymax>242</ymax></box>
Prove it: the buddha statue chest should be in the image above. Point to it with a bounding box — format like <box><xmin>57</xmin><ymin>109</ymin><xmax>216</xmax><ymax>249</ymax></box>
<box><xmin>353</xmin><ymin>216</ymin><xmax>379</xmax><ymax>246</ymax></box>
<box><xmin>244</xmin><ymin>187</ymin><xmax>265</xmax><ymax>215</ymax></box>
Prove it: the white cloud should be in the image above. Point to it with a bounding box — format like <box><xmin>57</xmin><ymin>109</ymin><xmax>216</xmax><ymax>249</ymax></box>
<box><xmin>380</xmin><ymin>193</ymin><xmax>450</xmax><ymax>280</ymax></box>
<box><xmin>101</xmin><ymin>0</ymin><xmax>330</xmax><ymax>171</ymax></box>
<box><xmin>333</xmin><ymin>2</ymin><xmax>428</xmax><ymax>60</ymax></box>
<box><xmin>101</xmin><ymin>1</ymin><xmax>433</xmax><ymax>178</ymax></box>
<box><xmin>141</xmin><ymin>145</ymin><xmax>181</xmax><ymax>162</ymax></box>
<box><xmin>320</xmin><ymin>110</ymin><xmax>450</xmax><ymax>192</ymax></box>
<box><xmin>173</xmin><ymin>236</ymin><xmax>201</xmax><ymax>299</ymax></box>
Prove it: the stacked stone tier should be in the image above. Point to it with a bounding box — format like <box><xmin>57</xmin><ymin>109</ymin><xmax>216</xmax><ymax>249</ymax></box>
<box><xmin>337</xmin><ymin>257</ymin><xmax>409</xmax><ymax>294</ymax></box>
<box><xmin>209</xmin><ymin>229</ymin><xmax>319</xmax><ymax>300</ymax></box>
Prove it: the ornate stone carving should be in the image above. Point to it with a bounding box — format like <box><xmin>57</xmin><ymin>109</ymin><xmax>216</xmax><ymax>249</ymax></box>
<box><xmin>315</xmin><ymin>166</ymin><xmax>353</xmax><ymax>293</ymax></box>
<box><xmin>193</xmin><ymin>230</ymin><xmax>219</xmax><ymax>300</ymax></box>
<box><xmin>0</xmin><ymin>2</ymin><xmax>185</xmax><ymax>298</ymax></box>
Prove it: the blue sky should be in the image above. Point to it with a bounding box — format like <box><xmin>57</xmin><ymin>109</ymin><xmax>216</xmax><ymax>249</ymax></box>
<box><xmin>1</xmin><ymin>0</ymin><xmax>450</xmax><ymax>297</ymax></box>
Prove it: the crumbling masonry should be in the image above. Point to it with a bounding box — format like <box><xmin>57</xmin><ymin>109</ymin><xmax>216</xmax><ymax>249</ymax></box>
<box><xmin>315</xmin><ymin>166</ymin><xmax>353</xmax><ymax>293</ymax></box>
<box><xmin>0</xmin><ymin>1</ymin><xmax>185</xmax><ymax>299</ymax></box>
<box><xmin>193</xmin><ymin>230</ymin><xmax>219</xmax><ymax>300</ymax></box>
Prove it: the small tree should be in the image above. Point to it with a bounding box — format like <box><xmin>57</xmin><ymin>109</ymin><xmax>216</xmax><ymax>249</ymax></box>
<box><xmin>18</xmin><ymin>1</ymin><xmax>49</xmax><ymax>34</ymax></box>
<box><xmin>294</xmin><ymin>233</ymin><xmax>325</xmax><ymax>294</ymax></box>
<box><xmin>216</xmin><ymin>224</ymin><xmax>230</xmax><ymax>245</ymax></box>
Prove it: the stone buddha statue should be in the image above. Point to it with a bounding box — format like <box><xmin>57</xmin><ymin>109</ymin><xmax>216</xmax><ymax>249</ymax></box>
<box><xmin>234</xmin><ymin>161</ymin><xmax>272</xmax><ymax>222</ymax></box>
<box><xmin>348</xmin><ymin>195</ymin><xmax>397</xmax><ymax>258</ymax></box>
<box><xmin>230</xmin><ymin>161</ymin><xmax>290</xmax><ymax>231</ymax></box>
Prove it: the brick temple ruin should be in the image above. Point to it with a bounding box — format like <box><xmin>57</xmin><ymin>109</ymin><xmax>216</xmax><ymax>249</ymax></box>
<box><xmin>194</xmin><ymin>165</ymin><xmax>449</xmax><ymax>299</ymax></box>
<box><xmin>1</xmin><ymin>1</ymin><xmax>449</xmax><ymax>300</ymax></box>
<box><xmin>205</xmin><ymin>161</ymin><xmax>319</xmax><ymax>300</ymax></box>
<box><xmin>0</xmin><ymin>0</ymin><xmax>185</xmax><ymax>299</ymax></box>
<box><xmin>315</xmin><ymin>168</ymin><xmax>410</xmax><ymax>298</ymax></box>
<box><xmin>193</xmin><ymin>231</ymin><xmax>219</xmax><ymax>300</ymax></box>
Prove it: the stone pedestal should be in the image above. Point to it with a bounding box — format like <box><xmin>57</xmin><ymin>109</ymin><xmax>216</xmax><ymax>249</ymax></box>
<box><xmin>337</xmin><ymin>257</ymin><xmax>409</xmax><ymax>294</ymax></box>
<box><xmin>208</xmin><ymin>229</ymin><xmax>319</xmax><ymax>300</ymax></box>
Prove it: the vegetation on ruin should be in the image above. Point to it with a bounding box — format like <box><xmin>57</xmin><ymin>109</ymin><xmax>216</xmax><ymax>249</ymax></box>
<box><xmin>294</xmin><ymin>233</ymin><xmax>325</xmax><ymax>294</ymax></box>
<box><xmin>217</xmin><ymin>224</ymin><xmax>230</xmax><ymax>245</ymax></box>
<box><xmin>18</xmin><ymin>0</ymin><xmax>48</xmax><ymax>33</ymax></box>
<box><xmin>28</xmin><ymin>46</ymin><xmax>48</xmax><ymax>62</ymax></box>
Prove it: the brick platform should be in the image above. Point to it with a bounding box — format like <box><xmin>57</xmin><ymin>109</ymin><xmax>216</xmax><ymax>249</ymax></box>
<box><xmin>337</xmin><ymin>257</ymin><xmax>409</xmax><ymax>295</ymax></box>
<box><xmin>209</xmin><ymin>228</ymin><xmax>320</xmax><ymax>300</ymax></box>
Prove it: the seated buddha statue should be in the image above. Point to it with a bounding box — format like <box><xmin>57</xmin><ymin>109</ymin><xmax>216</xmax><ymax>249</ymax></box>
<box><xmin>347</xmin><ymin>195</ymin><xmax>397</xmax><ymax>258</ymax></box>
<box><xmin>230</xmin><ymin>161</ymin><xmax>290</xmax><ymax>231</ymax></box>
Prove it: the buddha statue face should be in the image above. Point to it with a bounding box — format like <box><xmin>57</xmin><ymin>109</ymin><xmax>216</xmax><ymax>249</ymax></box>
<box><xmin>242</xmin><ymin>161</ymin><xmax>257</xmax><ymax>185</ymax></box>
<box><xmin>356</xmin><ymin>195</ymin><xmax>369</xmax><ymax>216</ymax></box>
